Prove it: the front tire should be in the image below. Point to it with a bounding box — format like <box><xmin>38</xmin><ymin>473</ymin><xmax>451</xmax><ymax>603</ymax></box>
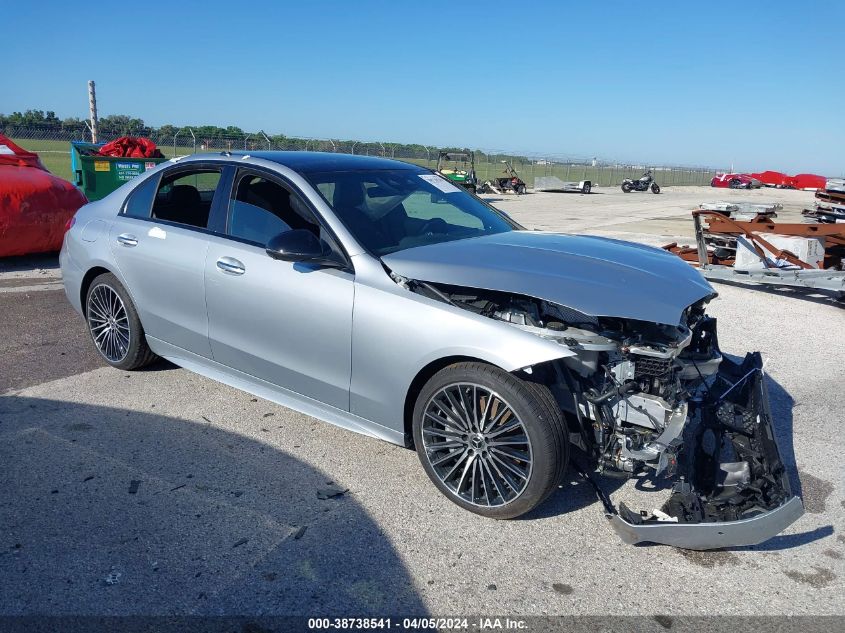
<box><xmin>622</xmin><ymin>182</ymin><xmax>632</xmax><ymax>193</ymax></box>
<box><xmin>582</xmin><ymin>182</ymin><xmax>591</xmax><ymax>194</ymax></box>
<box><xmin>651</xmin><ymin>183</ymin><xmax>661</xmax><ymax>194</ymax></box>
<box><xmin>85</xmin><ymin>272</ymin><xmax>158</xmax><ymax>370</ymax></box>
<box><xmin>412</xmin><ymin>362</ymin><xmax>567</xmax><ymax>519</ymax></box>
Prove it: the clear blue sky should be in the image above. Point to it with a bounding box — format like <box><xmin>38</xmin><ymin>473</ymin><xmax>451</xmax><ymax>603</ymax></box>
<box><xmin>5</xmin><ymin>0</ymin><xmax>843</xmax><ymax>174</ymax></box>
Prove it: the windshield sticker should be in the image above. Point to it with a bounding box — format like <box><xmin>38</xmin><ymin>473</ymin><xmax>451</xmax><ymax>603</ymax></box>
<box><xmin>419</xmin><ymin>174</ymin><xmax>461</xmax><ymax>194</ymax></box>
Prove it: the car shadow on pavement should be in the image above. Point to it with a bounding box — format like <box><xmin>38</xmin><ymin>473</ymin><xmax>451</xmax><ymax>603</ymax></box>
<box><xmin>737</xmin><ymin>373</ymin><xmax>834</xmax><ymax>551</ymax></box>
<box><xmin>0</xmin><ymin>396</ymin><xmax>427</xmax><ymax>617</ymax></box>
<box><xmin>519</xmin><ymin>460</ymin><xmax>627</xmax><ymax>522</ymax></box>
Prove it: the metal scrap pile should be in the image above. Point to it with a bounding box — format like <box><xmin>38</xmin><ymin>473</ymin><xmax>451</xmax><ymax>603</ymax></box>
<box><xmin>804</xmin><ymin>178</ymin><xmax>845</xmax><ymax>223</ymax></box>
<box><xmin>664</xmin><ymin>202</ymin><xmax>845</xmax><ymax>294</ymax></box>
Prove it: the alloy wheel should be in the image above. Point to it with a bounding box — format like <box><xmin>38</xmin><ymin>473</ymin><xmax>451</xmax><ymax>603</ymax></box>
<box><xmin>87</xmin><ymin>284</ymin><xmax>131</xmax><ymax>363</ymax></box>
<box><xmin>421</xmin><ymin>383</ymin><xmax>533</xmax><ymax>507</ymax></box>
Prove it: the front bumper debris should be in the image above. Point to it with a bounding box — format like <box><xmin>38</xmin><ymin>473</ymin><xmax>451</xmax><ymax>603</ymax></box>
<box><xmin>609</xmin><ymin>495</ymin><xmax>803</xmax><ymax>550</ymax></box>
<box><xmin>606</xmin><ymin>352</ymin><xmax>803</xmax><ymax>550</ymax></box>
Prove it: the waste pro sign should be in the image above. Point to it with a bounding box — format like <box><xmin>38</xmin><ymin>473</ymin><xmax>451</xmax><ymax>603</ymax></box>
<box><xmin>115</xmin><ymin>162</ymin><xmax>144</xmax><ymax>182</ymax></box>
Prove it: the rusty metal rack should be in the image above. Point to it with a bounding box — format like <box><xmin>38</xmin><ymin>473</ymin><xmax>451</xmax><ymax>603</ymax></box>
<box><xmin>664</xmin><ymin>210</ymin><xmax>845</xmax><ymax>294</ymax></box>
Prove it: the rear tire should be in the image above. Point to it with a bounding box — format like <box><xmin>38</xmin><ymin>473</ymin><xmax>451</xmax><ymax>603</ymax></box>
<box><xmin>622</xmin><ymin>182</ymin><xmax>632</xmax><ymax>193</ymax></box>
<box><xmin>651</xmin><ymin>183</ymin><xmax>661</xmax><ymax>194</ymax></box>
<box><xmin>85</xmin><ymin>272</ymin><xmax>158</xmax><ymax>371</ymax></box>
<box><xmin>582</xmin><ymin>182</ymin><xmax>592</xmax><ymax>194</ymax></box>
<box><xmin>412</xmin><ymin>362</ymin><xmax>568</xmax><ymax>519</ymax></box>
<box><xmin>516</xmin><ymin>184</ymin><xmax>527</xmax><ymax>195</ymax></box>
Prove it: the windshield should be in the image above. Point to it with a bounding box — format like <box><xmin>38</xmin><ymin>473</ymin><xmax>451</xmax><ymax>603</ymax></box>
<box><xmin>305</xmin><ymin>169</ymin><xmax>517</xmax><ymax>256</ymax></box>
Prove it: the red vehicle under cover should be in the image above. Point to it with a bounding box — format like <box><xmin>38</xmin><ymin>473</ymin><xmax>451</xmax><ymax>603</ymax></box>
<box><xmin>710</xmin><ymin>173</ymin><xmax>761</xmax><ymax>188</ymax></box>
<box><xmin>0</xmin><ymin>135</ymin><xmax>88</xmax><ymax>257</ymax></box>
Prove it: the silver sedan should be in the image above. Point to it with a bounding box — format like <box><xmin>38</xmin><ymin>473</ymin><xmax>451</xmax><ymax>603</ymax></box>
<box><xmin>61</xmin><ymin>152</ymin><xmax>802</xmax><ymax>549</ymax></box>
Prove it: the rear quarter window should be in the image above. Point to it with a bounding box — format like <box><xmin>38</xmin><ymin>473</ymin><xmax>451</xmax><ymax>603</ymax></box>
<box><xmin>122</xmin><ymin>174</ymin><xmax>160</xmax><ymax>219</ymax></box>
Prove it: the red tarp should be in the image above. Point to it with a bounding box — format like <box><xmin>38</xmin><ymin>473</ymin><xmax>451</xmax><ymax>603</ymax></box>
<box><xmin>0</xmin><ymin>134</ymin><xmax>88</xmax><ymax>257</ymax></box>
<box><xmin>750</xmin><ymin>170</ymin><xmax>827</xmax><ymax>190</ymax></box>
<box><xmin>751</xmin><ymin>171</ymin><xmax>792</xmax><ymax>187</ymax></box>
<box><xmin>97</xmin><ymin>136</ymin><xmax>163</xmax><ymax>158</ymax></box>
<box><xmin>792</xmin><ymin>173</ymin><xmax>826</xmax><ymax>190</ymax></box>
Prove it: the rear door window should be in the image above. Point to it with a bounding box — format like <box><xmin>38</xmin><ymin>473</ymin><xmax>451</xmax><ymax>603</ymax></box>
<box><xmin>150</xmin><ymin>169</ymin><xmax>223</xmax><ymax>229</ymax></box>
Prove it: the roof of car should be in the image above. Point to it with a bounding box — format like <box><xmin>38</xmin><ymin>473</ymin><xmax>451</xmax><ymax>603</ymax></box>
<box><xmin>227</xmin><ymin>151</ymin><xmax>424</xmax><ymax>173</ymax></box>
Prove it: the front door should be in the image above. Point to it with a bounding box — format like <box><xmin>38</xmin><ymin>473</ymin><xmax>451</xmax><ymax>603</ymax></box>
<box><xmin>204</xmin><ymin>168</ymin><xmax>354</xmax><ymax>410</ymax></box>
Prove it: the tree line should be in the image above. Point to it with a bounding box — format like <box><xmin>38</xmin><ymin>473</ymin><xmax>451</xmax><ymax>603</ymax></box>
<box><xmin>0</xmin><ymin>108</ymin><xmax>536</xmax><ymax>165</ymax></box>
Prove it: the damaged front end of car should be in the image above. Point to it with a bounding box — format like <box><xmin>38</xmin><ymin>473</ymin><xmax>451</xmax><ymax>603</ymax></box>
<box><xmin>397</xmin><ymin>276</ymin><xmax>803</xmax><ymax>549</ymax></box>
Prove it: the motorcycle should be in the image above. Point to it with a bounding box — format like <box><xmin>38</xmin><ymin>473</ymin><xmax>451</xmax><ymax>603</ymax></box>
<box><xmin>622</xmin><ymin>170</ymin><xmax>660</xmax><ymax>194</ymax></box>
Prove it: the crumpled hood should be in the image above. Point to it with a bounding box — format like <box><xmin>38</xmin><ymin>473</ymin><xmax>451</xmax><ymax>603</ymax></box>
<box><xmin>382</xmin><ymin>231</ymin><xmax>714</xmax><ymax>325</ymax></box>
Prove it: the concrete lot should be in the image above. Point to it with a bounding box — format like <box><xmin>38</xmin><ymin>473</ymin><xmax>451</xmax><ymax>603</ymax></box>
<box><xmin>1</xmin><ymin>185</ymin><xmax>843</xmax><ymax>617</ymax></box>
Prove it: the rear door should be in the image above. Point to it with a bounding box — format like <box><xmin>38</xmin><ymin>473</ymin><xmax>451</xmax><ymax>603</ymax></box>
<box><xmin>109</xmin><ymin>164</ymin><xmax>230</xmax><ymax>357</ymax></box>
<box><xmin>204</xmin><ymin>168</ymin><xmax>354</xmax><ymax>410</ymax></box>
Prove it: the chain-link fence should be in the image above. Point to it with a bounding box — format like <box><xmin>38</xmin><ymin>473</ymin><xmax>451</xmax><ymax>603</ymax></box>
<box><xmin>2</xmin><ymin>124</ymin><xmax>724</xmax><ymax>188</ymax></box>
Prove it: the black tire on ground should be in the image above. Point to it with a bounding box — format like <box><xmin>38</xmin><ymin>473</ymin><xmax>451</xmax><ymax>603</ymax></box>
<box><xmin>622</xmin><ymin>182</ymin><xmax>632</xmax><ymax>193</ymax></box>
<box><xmin>412</xmin><ymin>362</ymin><xmax>568</xmax><ymax>519</ymax></box>
<box><xmin>466</xmin><ymin>185</ymin><xmax>477</xmax><ymax>195</ymax></box>
<box><xmin>582</xmin><ymin>182</ymin><xmax>591</xmax><ymax>194</ymax></box>
<box><xmin>651</xmin><ymin>183</ymin><xmax>661</xmax><ymax>194</ymax></box>
<box><xmin>516</xmin><ymin>184</ymin><xmax>526</xmax><ymax>195</ymax></box>
<box><xmin>85</xmin><ymin>272</ymin><xmax>158</xmax><ymax>371</ymax></box>
<box><xmin>729</xmin><ymin>179</ymin><xmax>741</xmax><ymax>189</ymax></box>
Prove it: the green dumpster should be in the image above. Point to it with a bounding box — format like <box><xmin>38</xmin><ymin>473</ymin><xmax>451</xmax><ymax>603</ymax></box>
<box><xmin>71</xmin><ymin>141</ymin><xmax>168</xmax><ymax>201</ymax></box>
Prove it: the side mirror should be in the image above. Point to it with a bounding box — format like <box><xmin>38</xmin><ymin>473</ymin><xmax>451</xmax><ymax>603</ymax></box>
<box><xmin>265</xmin><ymin>229</ymin><xmax>343</xmax><ymax>268</ymax></box>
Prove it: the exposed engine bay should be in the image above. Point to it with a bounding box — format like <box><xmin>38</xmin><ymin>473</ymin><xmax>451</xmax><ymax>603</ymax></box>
<box><xmin>397</xmin><ymin>274</ymin><xmax>801</xmax><ymax>549</ymax></box>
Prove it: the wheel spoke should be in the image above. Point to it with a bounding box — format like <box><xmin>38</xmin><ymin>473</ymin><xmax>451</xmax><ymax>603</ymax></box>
<box><xmin>422</xmin><ymin>425</ymin><xmax>463</xmax><ymax>439</ymax></box>
<box><xmin>480</xmin><ymin>456</ymin><xmax>506</xmax><ymax>503</ymax></box>
<box><xmin>470</xmin><ymin>458</ymin><xmax>482</xmax><ymax>505</ymax></box>
<box><xmin>427</xmin><ymin>404</ymin><xmax>467</xmax><ymax>434</ymax></box>
<box><xmin>430</xmin><ymin>447</ymin><xmax>465</xmax><ymax>468</ymax></box>
<box><xmin>487</xmin><ymin>417</ymin><xmax>521</xmax><ymax>438</ymax></box>
<box><xmin>482</xmin><ymin>400</ymin><xmax>510</xmax><ymax>433</ymax></box>
<box><xmin>487</xmin><ymin>453</ymin><xmax>521</xmax><ymax>493</ymax></box>
<box><xmin>430</xmin><ymin>440</ymin><xmax>465</xmax><ymax>450</ymax></box>
<box><xmin>478</xmin><ymin>394</ymin><xmax>492</xmax><ymax>430</ymax></box>
<box><xmin>491</xmin><ymin>446</ymin><xmax>531</xmax><ymax>464</ymax></box>
<box><xmin>488</xmin><ymin>435</ymin><xmax>530</xmax><ymax>447</ymax></box>
<box><xmin>442</xmin><ymin>389</ymin><xmax>472</xmax><ymax>432</ymax></box>
<box><xmin>450</xmin><ymin>386</ymin><xmax>474</xmax><ymax>432</ymax></box>
<box><xmin>455</xmin><ymin>453</ymin><xmax>476</xmax><ymax>495</ymax></box>
<box><xmin>441</xmin><ymin>449</ymin><xmax>470</xmax><ymax>482</ymax></box>
<box><xmin>490</xmin><ymin>451</ymin><xmax>529</xmax><ymax>481</ymax></box>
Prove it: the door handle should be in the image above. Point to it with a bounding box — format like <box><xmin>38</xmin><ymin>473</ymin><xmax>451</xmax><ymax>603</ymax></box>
<box><xmin>117</xmin><ymin>233</ymin><xmax>138</xmax><ymax>247</ymax></box>
<box><xmin>216</xmin><ymin>257</ymin><xmax>246</xmax><ymax>275</ymax></box>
